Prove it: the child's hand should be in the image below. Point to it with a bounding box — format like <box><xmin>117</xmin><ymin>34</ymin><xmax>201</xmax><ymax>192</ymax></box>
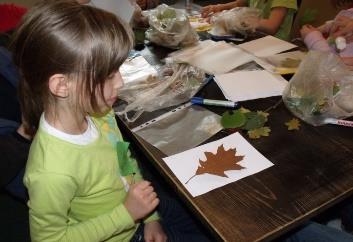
<box><xmin>331</xmin><ymin>16</ymin><xmax>353</xmax><ymax>43</ymax></box>
<box><xmin>201</xmin><ymin>4</ymin><xmax>223</xmax><ymax>18</ymax></box>
<box><xmin>300</xmin><ymin>24</ymin><xmax>317</xmax><ymax>39</ymax></box>
<box><xmin>124</xmin><ymin>180</ymin><xmax>159</xmax><ymax>222</ymax></box>
<box><xmin>144</xmin><ymin>221</ymin><xmax>167</xmax><ymax>242</ymax></box>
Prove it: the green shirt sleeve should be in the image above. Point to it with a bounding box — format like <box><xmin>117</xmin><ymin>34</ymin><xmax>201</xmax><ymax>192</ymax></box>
<box><xmin>271</xmin><ymin>0</ymin><xmax>297</xmax><ymax>11</ymax></box>
<box><xmin>25</xmin><ymin>172</ymin><xmax>135</xmax><ymax>242</ymax></box>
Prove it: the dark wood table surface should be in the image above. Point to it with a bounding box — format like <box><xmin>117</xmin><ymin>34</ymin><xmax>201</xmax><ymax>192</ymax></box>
<box><xmin>116</xmin><ymin>43</ymin><xmax>353</xmax><ymax>242</ymax></box>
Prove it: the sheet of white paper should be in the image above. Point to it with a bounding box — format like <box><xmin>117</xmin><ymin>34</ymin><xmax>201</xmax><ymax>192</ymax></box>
<box><xmin>90</xmin><ymin>0</ymin><xmax>134</xmax><ymax>23</ymax></box>
<box><xmin>163</xmin><ymin>132</ymin><xmax>274</xmax><ymax>197</ymax></box>
<box><xmin>238</xmin><ymin>36</ymin><xmax>297</xmax><ymax>57</ymax></box>
<box><xmin>214</xmin><ymin>70</ymin><xmax>287</xmax><ymax>102</ymax></box>
<box><xmin>171</xmin><ymin>40</ymin><xmax>254</xmax><ymax>74</ymax></box>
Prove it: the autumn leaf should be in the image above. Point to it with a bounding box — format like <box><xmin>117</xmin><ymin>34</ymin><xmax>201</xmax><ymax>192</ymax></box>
<box><xmin>243</xmin><ymin>111</ymin><xmax>267</xmax><ymax>130</ymax></box>
<box><xmin>248</xmin><ymin>126</ymin><xmax>271</xmax><ymax>139</ymax></box>
<box><xmin>185</xmin><ymin>144</ymin><xmax>245</xmax><ymax>184</ymax></box>
<box><xmin>285</xmin><ymin>118</ymin><xmax>300</xmax><ymax>130</ymax></box>
<box><xmin>239</xmin><ymin>107</ymin><xmax>251</xmax><ymax>113</ymax></box>
<box><xmin>221</xmin><ymin>110</ymin><xmax>246</xmax><ymax>128</ymax></box>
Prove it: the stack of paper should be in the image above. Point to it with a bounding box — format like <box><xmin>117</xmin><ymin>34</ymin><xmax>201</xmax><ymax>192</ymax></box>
<box><xmin>170</xmin><ymin>40</ymin><xmax>254</xmax><ymax>74</ymax></box>
<box><xmin>238</xmin><ymin>35</ymin><xmax>297</xmax><ymax>57</ymax></box>
<box><xmin>214</xmin><ymin>70</ymin><xmax>288</xmax><ymax>102</ymax></box>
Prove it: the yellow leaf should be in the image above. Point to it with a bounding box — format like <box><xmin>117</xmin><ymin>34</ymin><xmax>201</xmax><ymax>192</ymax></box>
<box><xmin>248</xmin><ymin>126</ymin><xmax>271</xmax><ymax>139</ymax></box>
<box><xmin>285</xmin><ymin>118</ymin><xmax>300</xmax><ymax>130</ymax></box>
<box><xmin>239</xmin><ymin>107</ymin><xmax>251</xmax><ymax>113</ymax></box>
<box><xmin>257</xmin><ymin>111</ymin><xmax>269</xmax><ymax>121</ymax></box>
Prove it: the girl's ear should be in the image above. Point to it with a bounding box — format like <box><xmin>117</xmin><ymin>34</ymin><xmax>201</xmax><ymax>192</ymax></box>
<box><xmin>48</xmin><ymin>74</ymin><xmax>70</xmax><ymax>98</ymax></box>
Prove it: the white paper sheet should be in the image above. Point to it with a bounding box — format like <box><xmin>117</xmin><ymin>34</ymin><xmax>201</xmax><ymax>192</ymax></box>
<box><xmin>171</xmin><ymin>40</ymin><xmax>254</xmax><ymax>74</ymax></box>
<box><xmin>214</xmin><ymin>70</ymin><xmax>288</xmax><ymax>102</ymax></box>
<box><xmin>238</xmin><ymin>36</ymin><xmax>297</xmax><ymax>57</ymax></box>
<box><xmin>90</xmin><ymin>0</ymin><xmax>135</xmax><ymax>23</ymax></box>
<box><xmin>163</xmin><ymin>132</ymin><xmax>274</xmax><ymax>197</ymax></box>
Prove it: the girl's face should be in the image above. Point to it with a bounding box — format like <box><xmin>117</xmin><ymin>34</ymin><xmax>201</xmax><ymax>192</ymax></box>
<box><xmin>96</xmin><ymin>71</ymin><xmax>124</xmax><ymax>113</ymax></box>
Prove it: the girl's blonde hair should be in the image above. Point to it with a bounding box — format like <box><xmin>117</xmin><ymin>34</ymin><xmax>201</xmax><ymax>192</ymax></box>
<box><xmin>12</xmin><ymin>0</ymin><xmax>133</xmax><ymax>135</ymax></box>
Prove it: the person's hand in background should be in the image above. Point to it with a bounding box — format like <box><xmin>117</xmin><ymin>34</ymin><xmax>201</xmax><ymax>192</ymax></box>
<box><xmin>331</xmin><ymin>16</ymin><xmax>353</xmax><ymax>43</ymax></box>
<box><xmin>300</xmin><ymin>24</ymin><xmax>319</xmax><ymax>39</ymax></box>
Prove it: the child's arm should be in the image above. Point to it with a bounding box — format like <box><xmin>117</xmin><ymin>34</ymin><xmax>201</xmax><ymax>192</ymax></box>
<box><xmin>201</xmin><ymin>0</ymin><xmax>247</xmax><ymax>18</ymax></box>
<box><xmin>300</xmin><ymin>25</ymin><xmax>331</xmax><ymax>52</ymax></box>
<box><xmin>256</xmin><ymin>7</ymin><xmax>288</xmax><ymax>35</ymax></box>
<box><xmin>26</xmin><ymin>173</ymin><xmax>137</xmax><ymax>242</ymax></box>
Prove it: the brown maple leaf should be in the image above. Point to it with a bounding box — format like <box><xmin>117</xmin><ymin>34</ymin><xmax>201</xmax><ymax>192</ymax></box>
<box><xmin>185</xmin><ymin>145</ymin><xmax>245</xmax><ymax>184</ymax></box>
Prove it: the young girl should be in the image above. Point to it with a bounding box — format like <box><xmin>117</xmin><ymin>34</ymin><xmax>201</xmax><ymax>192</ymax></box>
<box><xmin>13</xmin><ymin>1</ymin><xmax>210</xmax><ymax>241</ymax></box>
<box><xmin>201</xmin><ymin>0</ymin><xmax>298</xmax><ymax>40</ymax></box>
<box><xmin>300</xmin><ymin>7</ymin><xmax>353</xmax><ymax>58</ymax></box>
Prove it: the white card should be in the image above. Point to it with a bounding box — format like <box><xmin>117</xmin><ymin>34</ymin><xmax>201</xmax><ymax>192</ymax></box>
<box><xmin>163</xmin><ymin>132</ymin><xmax>274</xmax><ymax>197</ymax></box>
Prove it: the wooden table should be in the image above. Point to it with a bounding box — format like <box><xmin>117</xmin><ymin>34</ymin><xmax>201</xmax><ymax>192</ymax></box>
<box><xmin>116</xmin><ymin>45</ymin><xmax>353</xmax><ymax>242</ymax></box>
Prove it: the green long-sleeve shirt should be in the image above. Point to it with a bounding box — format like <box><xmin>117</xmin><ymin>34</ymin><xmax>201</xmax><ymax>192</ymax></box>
<box><xmin>248</xmin><ymin>0</ymin><xmax>297</xmax><ymax>40</ymax></box>
<box><xmin>24</xmin><ymin>110</ymin><xmax>158</xmax><ymax>242</ymax></box>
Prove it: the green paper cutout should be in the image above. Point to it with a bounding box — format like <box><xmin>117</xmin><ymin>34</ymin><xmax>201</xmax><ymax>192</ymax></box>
<box><xmin>117</xmin><ymin>141</ymin><xmax>137</xmax><ymax>176</ymax></box>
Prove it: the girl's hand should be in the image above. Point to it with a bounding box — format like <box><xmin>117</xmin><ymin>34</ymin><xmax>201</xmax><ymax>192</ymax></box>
<box><xmin>144</xmin><ymin>221</ymin><xmax>167</xmax><ymax>242</ymax></box>
<box><xmin>331</xmin><ymin>16</ymin><xmax>353</xmax><ymax>43</ymax></box>
<box><xmin>300</xmin><ymin>24</ymin><xmax>317</xmax><ymax>39</ymax></box>
<box><xmin>201</xmin><ymin>4</ymin><xmax>223</xmax><ymax>18</ymax></box>
<box><xmin>124</xmin><ymin>180</ymin><xmax>159</xmax><ymax>222</ymax></box>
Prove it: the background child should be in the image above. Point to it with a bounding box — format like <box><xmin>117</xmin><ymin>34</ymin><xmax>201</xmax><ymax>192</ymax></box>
<box><xmin>300</xmin><ymin>7</ymin><xmax>353</xmax><ymax>58</ymax></box>
<box><xmin>12</xmin><ymin>1</ymin><xmax>210</xmax><ymax>241</ymax></box>
<box><xmin>201</xmin><ymin>0</ymin><xmax>298</xmax><ymax>40</ymax></box>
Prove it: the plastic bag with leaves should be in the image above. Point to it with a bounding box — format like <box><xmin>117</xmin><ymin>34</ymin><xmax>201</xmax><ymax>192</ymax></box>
<box><xmin>115</xmin><ymin>63</ymin><xmax>206</xmax><ymax>122</ymax></box>
<box><xmin>145</xmin><ymin>4</ymin><xmax>199</xmax><ymax>48</ymax></box>
<box><xmin>283</xmin><ymin>51</ymin><xmax>353</xmax><ymax>126</ymax></box>
<box><xmin>209</xmin><ymin>7</ymin><xmax>260</xmax><ymax>37</ymax></box>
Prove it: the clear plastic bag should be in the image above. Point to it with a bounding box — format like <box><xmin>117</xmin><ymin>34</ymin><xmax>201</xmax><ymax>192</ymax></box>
<box><xmin>115</xmin><ymin>63</ymin><xmax>206</xmax><ymax>122</ymax></box>
<box><xmin>283</xmin><ymin>51</ymin><xmax>353</xmax><ymax>126</ymax></box>
<box><xmin>209</xmin><ymin>7</ymin><xmax>260</xmax><ymax>37</ymax></box>
<box><xmin>145</xmin><ymin>4</ymin><xmax>199</xmax><ymax>48</ymax></box>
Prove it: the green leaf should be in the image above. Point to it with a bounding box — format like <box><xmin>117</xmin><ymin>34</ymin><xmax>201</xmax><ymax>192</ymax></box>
<box><xmin>221</xmin><ymin>110</ymin><xmax>247</xmax><ymax>128</ymax></box>
<box><xmin>158</xmin><ymin>8</ymin><xmax>177</xmax><ymax>20</ymax></box>
<box><xmin>333</xmin><ymin>83</ymin><xmax>340</xmax><ymax>96</ymax></box>
<box><xmin>117</xmin><ymin>142</ymin><xmax>137</xmax><ymax>176</ymax></box>
<box><xmin>242</xmin><ymin>112</ymin><xmax>266</xmax><ymax>130</ymax></box>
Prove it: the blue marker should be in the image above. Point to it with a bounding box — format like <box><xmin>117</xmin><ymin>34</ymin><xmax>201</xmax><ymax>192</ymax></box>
<box><xmin>191</xmin><ymin>97</ymin><xmax>238</xmax><ymax>108</ymax></box>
